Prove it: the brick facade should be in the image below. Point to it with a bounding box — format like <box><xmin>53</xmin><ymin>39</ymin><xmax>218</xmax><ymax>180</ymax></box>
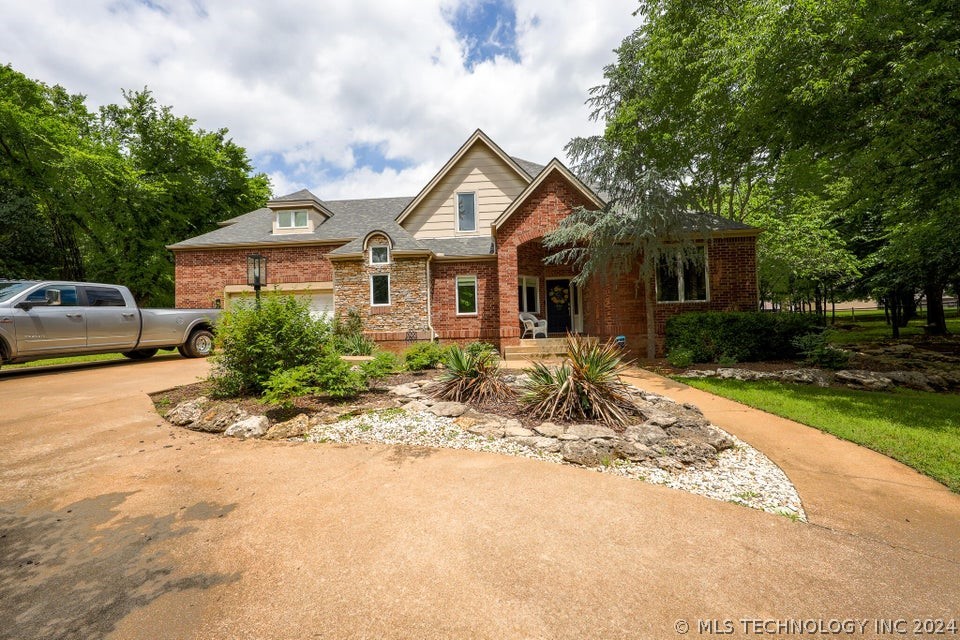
<box><xmin>173</xmin><ymin>174</ymin><xmax>758</xmax><ymax>357</ymax></box>
<box><xmin>174</xmin><ymin>245</ymin><xmax>337</xmax><ymax>309</ymax></box>
<box><xmin>430</xmin><ymin>259</ymin><xmax>500</xmax><ymax>345</ymax></box>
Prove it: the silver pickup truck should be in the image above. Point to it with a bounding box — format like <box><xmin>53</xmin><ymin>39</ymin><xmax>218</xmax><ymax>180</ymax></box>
<box><xmin>0</xmin><ymin>280</ymin><xmax>220</xmax><ymax>367</ymax></box>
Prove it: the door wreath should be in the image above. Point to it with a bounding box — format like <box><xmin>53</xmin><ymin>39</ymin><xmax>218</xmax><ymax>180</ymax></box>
<box><xmin>549</xmin><ymin>285</ymin><xmax>570</xmax><ymax>306</ymax></box>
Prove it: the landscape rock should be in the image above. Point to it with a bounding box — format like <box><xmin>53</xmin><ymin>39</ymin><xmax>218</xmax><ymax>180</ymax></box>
<box><xmin>561</xmin><ymin>441</ymin><xmax>604</xmax><ymax>466</ymax></box>
<box><xmin>565</xmin><ymin>423</ymin><xmax>618</xmax><ymax>440</ymax></box>
<box><xmin>779</xmin><ymin>368</ymin><xmax>832</xmax><ymax>386</ymax></box>
<box><xmin>389</xmin><ymin>383</ymin><xmax>423</xmax><ymax>397</ymax></box>
<box><xmin>623</xmin><ymin>423</ymin><xmax>668</xmax><ymax>445</ymax></box>
<box><xmin>614</xmin><ymin>440</ymin><xmax>654</xmax><ymax>461</ymax></box>
<box><xmin>224</xmin><ymin>415</ymin><xmax>270</xmax><ymax>439</ymax></box>
<box><xmin>533</xmin><ymin>422</ymin><xmax>565</xmax><ymax>438</ymax></box>
<box><xmin>511</xmin><ymin>436</ymin><xmax>562</xmax><ymax>453</ymax></box>
<box><xmin>640</xmin><ymin>409</ymin><xmax>678</xmax><ymax>428</ymax></box>
<box><xmin>428</xmin><ymin>401</ymin><xmax>468</xmax><ymax>417</ymax></box>
<box><xmin>503</xmin><ymin>425</ymin><xmax>535</xmax><ymax>438</ymax></box>
<box><xmin>402</xmin><ymin>400</ymin><xmax>431</xmax><ymax>413</ymax></box>
<box><xmin>165</xmin><ymin>397</ymin><xmax>208</xmax><ymax>426</ymax></box>
<box><xmin>678</xmin><ymin>369</ymin><xmax>716</xmax><ymax>378</ymax></box>
<box><xmin>883</xmin><ymin>370</ymin><xmax>939</xmax><ymax>392</ymax></box>
<box><xmin>834</xmin><ymin>369</ymin><xmax>894</xmax><ymax>391</ymax></box>
<box><xmin>189</xmin><ymin>404</ymin><xmax>247</xmax><ymax>433</ymax></box>
<box><xmin>263</xmin><ymin>414</ymin><xmax>312</xmax><ymax>440</ymax></box>
<box><xmin>717</xmin><ymin>368</ymin><xmax>776</xmax><ymax>381</ymax></box>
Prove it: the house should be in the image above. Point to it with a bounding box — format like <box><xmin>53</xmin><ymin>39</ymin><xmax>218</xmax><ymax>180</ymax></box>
<box><xmin>170</xmin><ymin>130</ymin><xmax>759</xmax><ymax>356</ymax></box>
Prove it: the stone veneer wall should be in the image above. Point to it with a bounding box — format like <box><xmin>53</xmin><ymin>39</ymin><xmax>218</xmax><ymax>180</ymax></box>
<box><xmin>174</xmin><ymin>245</ymin><xmax>337</xmax><ymax>309</ymax></box>
<box><xmin>332</xmin><ymin>235</ymin><xmax>431</xmax><ymax>348</ymax></box>
<box><xmin>430</xmin><ymin>260</ymin><xmax>500</xmax><ymax>345</ymax></box>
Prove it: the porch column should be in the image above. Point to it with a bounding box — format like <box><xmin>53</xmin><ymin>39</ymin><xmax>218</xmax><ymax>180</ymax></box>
<box><xmin>497</xmin><ymin>243</ymin><xmax>521</xmax><ymax>347</ymax></box>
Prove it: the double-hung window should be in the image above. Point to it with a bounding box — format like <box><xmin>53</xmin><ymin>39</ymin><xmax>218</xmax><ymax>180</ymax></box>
<box><xmin>456</xmin><ymin>192</ymin><xmax>476</xmax><ymax>232</ymax></box>
<box><xmin>278</xmin><ymin>210</ymin><xmax>308</xmax><ymax>229</ymax></box>
<box><xmin>656</xmin><ymin>247</ymin><xmax>708</xmax><ymax>302</ymax></box>
<box><xmin>517</xmin><ymin>276</ymin><xmax>539</xmax><ymax>313</ymax></box>
<box><xmin>456</xmin><ymin>275</ymin><xmax>478</xmax><ymax>315</ymax></box>
<box><xmin>370</xmin><ymin>274</ymin><xmax>390</xmax><ymax>306</ymax></box>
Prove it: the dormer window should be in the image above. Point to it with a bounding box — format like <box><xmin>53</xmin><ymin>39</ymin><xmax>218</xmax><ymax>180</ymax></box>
<box><xmin>456</xmin><ymin>192</ymin><xmax>476</xmax><ymax>232</ymax></box>
<box><xmin>278</xmin><ymin>210</ymin><xmax>308</xmax><ymax>229</ymax></box>
<box><xmin>370</xmin><ymin>246</ymin><xmax>389</xmax><ymax>265</ymax></box>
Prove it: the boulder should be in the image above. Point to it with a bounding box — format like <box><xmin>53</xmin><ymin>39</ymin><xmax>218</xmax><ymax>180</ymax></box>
<box><xmin>561</xmin><ymin>441</ymin><xmax>604</xmax><ymax>466</ymax></box>
<box><xmin>678</xmin><ymin>369</ymin><xmax>716</xmax><ymax>378</ymax></box>
<box><xmin>428</xmin><ymin>401</ymin><xmax>468</xmax><ymax>417</ymax></box>
<box><xmin>165</xmin><ymin>397</ymin><xmax>208</xmax><ymax>426</ymax></box>
<box><xmin>834</xmin><ymin>369</ymin><xmax>894</xmax><ymax>392</ymax></box>
<box><xmin>716</xmin><ymin>368</ymin><xmax>776</xmax><ymax>382</ymax></box>
<box><xmin>189</xmin><ymin>404</ymin><xmax>247</xmax><ymax>433</ymax></box>
<box><xmin>389</xmin><ymin>383</ymin><xmax>423</xmax><ymax>397</ymax></box>
<box><xmin>263</xmin><ymin>414</ymin><xmax>312</xmax><ymax>440</ymax></box>
<box><xmin>402</xmin><ymin>400</ymin><xmax>431</xmax><ymax>413</ymax></box>
<box><xmin>884</xmin><ymin>370</ymin><xmax>939</xmax><ymax>392</ymax></box>
<box><xmin>565</xmin><ymin>423</ymin><xmax>618</xmax><ymax>440</ymax></box>
<box><xmin>623</xmin><ymin>423</ymin><xmax>668</xmax><ymax>445</ymax></box>
<box><xmin>511</xmin><ymin>436</ymin><xmax>561</xmax><ymax>453</ymax></box>
<box><xmin>224</xmin><ymin>415</ymin><xmax>270</xmax><ymax>439</ymax></box>
<box><xmin>778</xmin><ymin>368</ymin><xmax>832</xmax><ymax>386</ymax></box>
<box><xmin>503</xmin><ymin>425</ymin><xmax>535</xmax><ymax>438</ymax></box>
<box><xmin>640</xmin><ymin>409</ymin><xmax>678</xmax><ymax>428</ymax></box>
<box><xmin>614</xmin><ymin>440</ymin><xmax>654</xmax><ymax>461</ymax></box>
<box><xmin>533</xmin><ymin>422</ymin><xmax>565</xmax><ymax>438</ymax></box>
<box><xmin>464</xmin><ymin>422</ymin><xmax>505</xmax><ymax>439</ymax></box>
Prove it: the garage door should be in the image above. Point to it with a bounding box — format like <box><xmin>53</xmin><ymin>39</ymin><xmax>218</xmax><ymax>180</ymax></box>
<box><xmin>308</xmin><ymin>293</ymin><xmax>334</xmax><ymax>319</ymax></box>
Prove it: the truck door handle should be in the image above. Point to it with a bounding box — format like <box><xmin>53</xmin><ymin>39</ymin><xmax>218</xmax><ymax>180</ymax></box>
<box><xmin>122</xmin><ymin>312</ymin><xmax>136</xmax><ymax>318</ymax></box>
<box><xmin>65</xmin><ymin>313</ymin><xmax>83</xmax><ymax>319</ymax></box>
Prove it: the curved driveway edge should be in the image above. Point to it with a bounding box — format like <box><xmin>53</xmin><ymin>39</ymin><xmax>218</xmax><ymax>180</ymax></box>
<box><xmin>622</xmin><ymin>368</ymin><xmax>960</xmax><ymax>564</ymax></box>
<box><xmin>1</xmin><ymin>359</ymin><xmax>958</xmax><ymax>639</ymax></box>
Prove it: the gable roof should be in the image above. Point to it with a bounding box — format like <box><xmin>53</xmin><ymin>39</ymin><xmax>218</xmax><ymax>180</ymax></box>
<box><xmin>394</xmin><ymin>129</ymin><xmax>535</xmax><ymax>225</ymax></box>
<box><xmin>491</xmin><ymin>158</ymin><xmax>606</xmax><ymax>231</ymax></box>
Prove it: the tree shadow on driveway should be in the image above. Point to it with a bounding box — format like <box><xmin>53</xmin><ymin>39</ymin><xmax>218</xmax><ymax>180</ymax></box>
<box><xmin>0</xmin><ymin>492</ymin><xmax>239</xmax><ymax>640</ymax></box>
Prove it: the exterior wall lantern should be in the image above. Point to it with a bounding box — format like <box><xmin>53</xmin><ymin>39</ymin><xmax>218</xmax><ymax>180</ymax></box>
<box><xmin>246</xmin><ymin>253</ymin><xmax>267</xmax><ymax>308</ymax></box>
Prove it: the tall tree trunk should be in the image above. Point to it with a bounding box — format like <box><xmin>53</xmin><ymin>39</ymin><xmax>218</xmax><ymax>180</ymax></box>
<box><xmin>924</xmin><ymin>282</ymin><xmax>948</xmax><ymax>335</ymax></box>
<box><xmin>896</xmin><ymin>291</ymin><xmax>914</xmax><ymax>327</ymax></box>
<box><xmin>890</xmin><ymin>292</ymin><xmax>902</xmax><ymax>339</ymax></box>
<box><xmin>645</xmin><ymin>276</ymin><xmax>656</xmax><ymax>360</ymax></box>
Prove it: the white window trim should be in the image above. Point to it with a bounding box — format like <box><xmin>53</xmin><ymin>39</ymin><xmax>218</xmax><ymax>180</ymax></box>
<box><xmin>656</xmin><ymin>247</ymin><xmax>710</xmax><ymax>304</ymax></box>
<box><xmin>456</xmin><ymin>275</ymin><xmax>478</xmax><ymax>316</ymax></box>
<box><xmin>370</xmin><ymin>273</ymin><xmax>391</xmax><ymax>306</ymax></box>
<box><xmin>278</xmin><ymin>210</ymin><xmax>309</xmax><ymax>229</ymax></box>
<box><xmin>455</xmin><ymin>191</ymin><xmax>478</xmax><ymax>233</ymax></box>
<box><xmin>519</xmin><ymin>275</ymin><xmax>539</xmax><ymax>314</ymax></box>
<box><xmin>369</xmin><ymin>245</ymin><xmax>390</xmax><ymax>265</ymax></box>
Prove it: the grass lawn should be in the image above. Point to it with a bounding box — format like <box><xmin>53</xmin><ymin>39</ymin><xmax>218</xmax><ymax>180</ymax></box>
<box><xmin>3</xmin><ymin>352</ymin><xmax>128</xmax><ymax>370</ymax></box>
<box><xmin>827</xmin><ymin>312</ymin><xmax>960</xmax><ymax>344</ymax></box>
<box><xmin>678</xmin><ymin>377</ymin><xmax>960</xmax><ymax>493</ymax></box>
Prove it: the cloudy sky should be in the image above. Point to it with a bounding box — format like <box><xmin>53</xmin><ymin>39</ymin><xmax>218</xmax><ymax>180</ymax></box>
<box><xmin>0</xmin><ymin>0</ymin><xmax>638</xmax><ymax>200</ymax></box>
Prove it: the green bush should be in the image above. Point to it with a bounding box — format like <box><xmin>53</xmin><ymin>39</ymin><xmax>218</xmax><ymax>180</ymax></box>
<box><xmin>340</xmin><ymin>332</ymin><xmax>376</xmax><ymax>356</ymax></box>
<box><xmin>432</xmin><ymin>346</ymin><xmax>513</xmax><ymax>404</ymax></box>
<box><xmin>403</xmin><ymin>341</ymin><xmax>447</xmax><ymax>371</ymax></box>
<box><xmin>792</xmin><ymin>333</ymin><xmax>850</xmax><ymax>369</ymax></box>
<box><xmin>261</xmin><ymin>349</ymin><xmax>367</xmax><ymax>407</ymax></box>
<box><xmin>464</xmin><ymin>341</ymin><xmax>499</xmax><ymax>358</ymax></box>
<box><xmin>520</xmin><ymin>336</ymin><xmax>637</xmax><ymax>427</ymax></box>
<box><xmin>210</xmin><ymin>294</ymin><xmax>331</xmax><ymax>396</ymax></box>
<box><xmin>664</xmin><ymin>311</ymin><xmax>823</xmax><ymax>363</ymax></box>
<box><xmin>666</xmin><ymin>347</ymin><xmax>695</xmax><ymax>368</ymax></box>
<box><xmin>360</xmin><ymin>351</ymin><xmax>401</xmax><ymax>381</ymax></box>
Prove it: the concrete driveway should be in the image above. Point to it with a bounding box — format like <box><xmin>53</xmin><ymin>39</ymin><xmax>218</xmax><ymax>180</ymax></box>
<box><xmin>1</xmin><ymin>358</ymin><xmax>958</xmax><ymax>639</ymax></box>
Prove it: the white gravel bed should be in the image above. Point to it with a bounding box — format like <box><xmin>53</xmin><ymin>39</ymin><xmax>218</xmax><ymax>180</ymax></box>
<box><xmin>305</xmin><ymin>409</ymin><xmax>806</xmax><ymax>520</ymax></box>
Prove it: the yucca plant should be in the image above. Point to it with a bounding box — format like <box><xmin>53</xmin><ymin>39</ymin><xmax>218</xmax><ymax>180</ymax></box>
<box><xmin>520</xmin><ymin>334</ymin><xmax>637</xmax><ymax>427</ymax></box>
<box><xmin>431</xmin><ymin>345</ymin><xmax>514</xmax><ymax>405</ymax></box>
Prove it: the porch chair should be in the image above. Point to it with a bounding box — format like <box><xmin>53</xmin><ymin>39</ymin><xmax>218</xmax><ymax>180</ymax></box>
<box><xmin>519</xmin><ymin>312</ymin><xmax>548</xmax><ymax>339</ymax></box>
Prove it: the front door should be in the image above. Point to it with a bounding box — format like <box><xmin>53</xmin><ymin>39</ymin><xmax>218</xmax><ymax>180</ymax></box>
<box><xmin>546</xmin><ymin>279</ymin><xmax>572</xmax><ymax>334</ymax></box>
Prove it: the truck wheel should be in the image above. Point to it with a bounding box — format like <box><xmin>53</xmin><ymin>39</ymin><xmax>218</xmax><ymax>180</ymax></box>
<box><xmin>122</xmin><ymin>348</ymin><xmax>159</xmax><ymax>360</ymax></box>
<box><xmin>182</xmin><ymin>329</ymin><xmax>215</xmax><ymax>358</ymax></box>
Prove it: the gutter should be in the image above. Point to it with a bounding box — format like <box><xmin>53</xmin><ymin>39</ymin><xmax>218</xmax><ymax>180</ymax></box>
<box><xmin>426</xmin><ymin>255</ymin><xmax>437</xmax><ymax>341</ymax></box>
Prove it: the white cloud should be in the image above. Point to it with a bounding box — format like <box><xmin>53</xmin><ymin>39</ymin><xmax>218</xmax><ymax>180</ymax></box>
<box><xmin>0</xmin><ymin>0</ymin><xmax>638</xmax><ymax>199</ymax></box>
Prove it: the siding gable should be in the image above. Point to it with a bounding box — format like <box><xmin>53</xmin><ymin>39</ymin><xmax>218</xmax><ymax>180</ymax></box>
<box><xmin>400</xmin><ymin>141</ymin><xmax>529</xmax><ymax>239</ymax></box>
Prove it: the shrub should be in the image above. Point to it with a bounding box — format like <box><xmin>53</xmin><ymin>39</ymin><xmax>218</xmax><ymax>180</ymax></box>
<box><xmin>431</xmin><ymin>346</ymin><xmax>513</xmax><ymax>404</ymax></box>
<box><xmin>403</xmin><ymin>341</ymin><xmax>447</xmax><ymax>371</ymax></box>
<box><xmin>340</xmin><ymin>332</ymin><xmax>376</xmax><ymax>356</ymax></box>
<box><xmin>664</xmin><ymin>311</ymin><xmax>824</xmax><ymax>363</ymax></box>
<box><xmin>360</xmin><ymin>351</ymin><xmax>401</xmax><ymax>381</ymax></box>
<box><xmin>666</xmin><ymin>347</ymin><xmax>695</xmax><ymax>368</ymax></box>
<box><xmin>464</xmin><ymin>341</ymin><xmax>499</xmax><ymax>358</ymax></box>
<box><xmin>261</xmin><ymin>349</ymin><xmax>367</xmax><ymax>407</ymax></box>
<box><xmin>210</xmin><ymin>294</ymin><xmax>331</xmax><ymax>397</ymax></box>
<box><xmin>520</xmin><ymin>335</ymin><xmax>637</xmax><ymax>427</ymax></box>
<box><xmin>792</xmin><ymin>333</ymin><xmax>850</xmax><ymax>369</ymax></box>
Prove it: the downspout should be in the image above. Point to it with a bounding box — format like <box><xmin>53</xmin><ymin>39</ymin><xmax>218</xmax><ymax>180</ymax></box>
<box><xmin>426</xmin><ymin>254</ymin><xmax>437</xmax><ymax>341</ymax></box>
